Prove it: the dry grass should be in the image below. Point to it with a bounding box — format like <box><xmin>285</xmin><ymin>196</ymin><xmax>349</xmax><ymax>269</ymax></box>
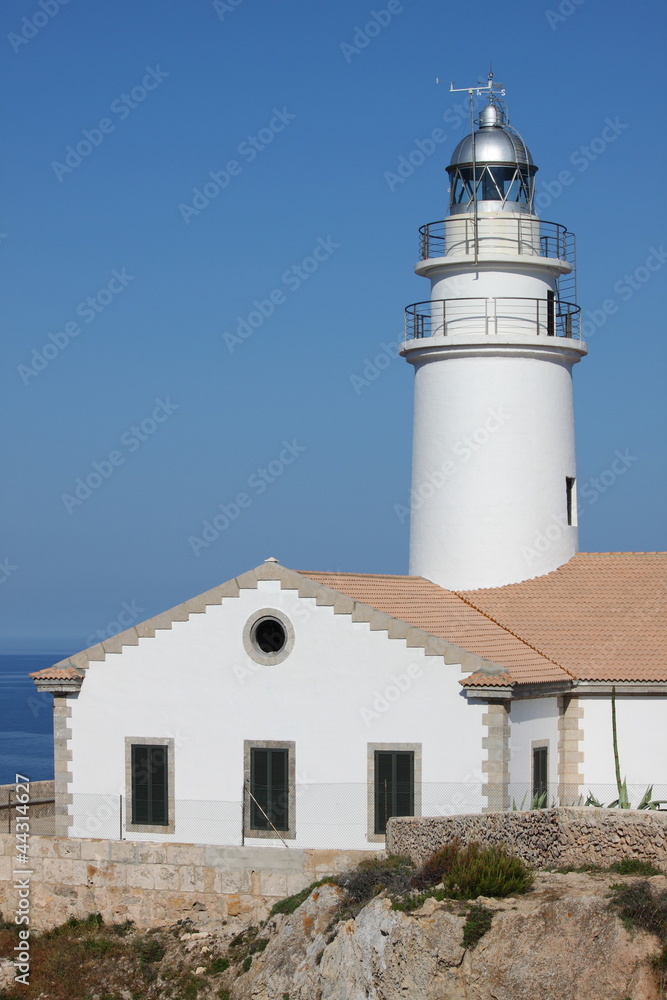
<box><xmin>0</xmin><ymin>914</ymin><xmax>232</xmax><ymax>1000</ymax></box>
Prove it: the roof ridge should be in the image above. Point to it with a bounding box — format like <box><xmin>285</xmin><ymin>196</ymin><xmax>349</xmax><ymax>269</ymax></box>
<box><xmin>453</xmin><ymin>590</ymin><xmax>576</xmax><ymax>680</ymax></box>
<box><xmin>576</xmin><ymin>551</ymin><xmax>667</xmax><ymax>557</ymax></box>
<box><xmin>299</xmin><ymin>570</ymin><xmax>420</xmax><ymax>580</ymax></box>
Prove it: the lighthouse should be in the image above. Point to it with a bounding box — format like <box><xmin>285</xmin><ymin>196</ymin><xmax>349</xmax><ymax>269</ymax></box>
<box><xmin>402</xmin><ymin>77</ymin><xmax>587</xmax><ymax>590</ymax></box>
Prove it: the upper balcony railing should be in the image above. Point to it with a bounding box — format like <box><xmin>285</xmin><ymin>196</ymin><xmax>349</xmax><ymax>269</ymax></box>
<box><xmin>419</xmin><ymin>218</ymin><xmax>576</xmax><ymax>267</ymax></box>
<box><xmin>404</xmin><ymin>296</ymin><xmax>582</xmax><ymax>341</ymax></box>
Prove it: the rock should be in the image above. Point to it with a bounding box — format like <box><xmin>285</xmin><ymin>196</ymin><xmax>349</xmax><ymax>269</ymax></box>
<box><xmin>233</xmin><ymin>872</ymin><xmax>662</xmax><ymax>1000</ymax></box>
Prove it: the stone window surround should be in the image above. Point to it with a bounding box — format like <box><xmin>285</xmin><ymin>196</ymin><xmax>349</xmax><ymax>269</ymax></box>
<box><xmin>124</xmin><ymin>737</ymin><xmax>176</xmax><ymax>835</ymax></box>
<box><xmin>242</xmin><ymin>608</ymin><xmax>295</xmax><ymax>666</ymax></box>
<box><xmin>530</xmin><ymin>739</ymin><xmax>550</xmax><ymax>805</ymax></box>
<box><xmin>243</xmin><ymin>740</ymin><xmax>296</xmax><ymax>841</ymax></box>
<box><xmin>367</xmin><ymin>742</ymin><xmax>422</xmax><ymax>843</ymax></box>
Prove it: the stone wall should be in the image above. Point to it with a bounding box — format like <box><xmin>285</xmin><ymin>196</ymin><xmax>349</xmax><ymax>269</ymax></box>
<box><xmin>0</xmin><ymin>835</ymin><xmax>376</xmax><ymax>931</ymax></box>
<box><xmin>388</xmin><ymin>807</ymin><xmax>667</xmax><ymax>868</ymax></box>
<box><xmin>0</xmin><ymin>781</ymin><xmax>55</xmax><ymax>835</ymax></box>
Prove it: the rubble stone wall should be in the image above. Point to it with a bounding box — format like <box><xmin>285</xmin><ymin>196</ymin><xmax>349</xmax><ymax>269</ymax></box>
<box><xmin>388</xmin><ymin>807</ymin><xmax>667</xmax><ymax>868</ymax></box>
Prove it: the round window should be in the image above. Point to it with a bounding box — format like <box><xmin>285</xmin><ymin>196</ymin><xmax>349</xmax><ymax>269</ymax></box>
<box><xmin>252</xmin><ymin>617</ymin><xmax>287</xmax><ymax>654</ymax></box>
<box><xmin>243</xmin><ymin>609</ymin><xmax>295</xmax><ymax>665</ymax></box>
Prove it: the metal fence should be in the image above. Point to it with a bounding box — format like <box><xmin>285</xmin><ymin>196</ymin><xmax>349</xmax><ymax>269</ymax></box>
<box><xmin>404</xmin><ymin>296</ymin><xmax>581</xmax><ymax>341</ymax></box>
<box><xmin>418</xmin><ymin>217</ymin><xmax>576</xmax><ymax>267</ymax></box>
<box><xmin>58</xmin><ymin>782</ymin><xmax>667</xmax><ymax>849</ymax></box>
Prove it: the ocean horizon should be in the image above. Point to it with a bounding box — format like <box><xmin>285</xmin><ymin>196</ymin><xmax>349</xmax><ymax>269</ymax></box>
<box><xmin>0</xmin><ymin>650</ymin><xmax>76</xmax><ymax>786</ymax></box>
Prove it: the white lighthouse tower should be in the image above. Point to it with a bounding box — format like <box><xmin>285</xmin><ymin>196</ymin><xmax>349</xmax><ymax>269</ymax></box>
<box><xmin>402</xmin><ymin>76</ymin><xmax>587</xmax><ymax>590</ymax></box>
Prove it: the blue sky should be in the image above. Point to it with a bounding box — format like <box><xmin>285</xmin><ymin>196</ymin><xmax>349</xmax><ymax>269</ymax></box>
<box><xmin>2</xmin><ymin>0</ymin><xmax>666</xmax><ymax>648</ymax></box>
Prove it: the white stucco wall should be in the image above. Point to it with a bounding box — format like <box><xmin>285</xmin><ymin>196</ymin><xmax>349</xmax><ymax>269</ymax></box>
<box><xmin>508</xmin><ymin>697</ymin><xmax>559</xmax><ymax>806</ymax></box>
<box><xmin>68</xmin><ymin>580</ymin><xmax>486</xmax><ymax>847</ymax></box>
<box><xmin>581</xmin><ymin>696</ymin><xmax>667</xmax><ymax>805</ymax></box>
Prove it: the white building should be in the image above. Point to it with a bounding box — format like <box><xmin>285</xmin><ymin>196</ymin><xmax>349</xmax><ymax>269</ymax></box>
<box><xmin>33</xmin><ymin>81</ymin><xmax>667</xmax><ymax>849</ymax></box>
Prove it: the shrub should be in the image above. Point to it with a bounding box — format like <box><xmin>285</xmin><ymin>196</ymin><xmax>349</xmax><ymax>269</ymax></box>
<box><xmin>207</xmin><ymin>957</ymin><xmax>230</xmax><ymax>974</ymax></box>
<box><xmin>269</xmin><ymin>878</ymin><xmax>334</xmax><ymax>917</ymax></box>
<box><xmin>462</xmin><ymin>903</ymin><xmax>494</xmax><ymax>948</ymax></box>
<box><xmin>610</xmin><ymin>880</ymin><xmax>667</xmax><ymax>939</ymax></box>
<box><xmin>441</xmin><ymin>842</ymin><xmax>534</xmax><ymax>899</ymax></box>
<box><xmin>134</xmin><ymin>935</ymin><xmax>166</xmax><ymax>964</ymax></box>
<box><xmin>336</xmin><ymin>855</ymin><xmax>415</xmax><ymax>907</ymax></box>
<box><xmin>610</xmin><ymin>858</ymin><xmax>663</xmax><ymax>877</ymax></box>
<box><xmin>411</xmin><ymin>839</ymin><xmax>462</xmax><ymax>889</ymax></box>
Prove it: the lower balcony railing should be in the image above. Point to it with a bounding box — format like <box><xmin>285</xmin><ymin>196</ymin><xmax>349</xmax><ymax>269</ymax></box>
<box><xmin>404</xmin><ymin>296</ymin><xmax>581</xmax><ymax>341</ymax></box>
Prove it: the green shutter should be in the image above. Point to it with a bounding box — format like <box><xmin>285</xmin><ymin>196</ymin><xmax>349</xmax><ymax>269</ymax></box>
<box><xmin>374</xmin><ymin>751</ymin><xmax>414</xmax><ymax>834</ymax></box>
<box><xmin>532</xmin><ymin>746</ymin><xmax>548</xmax><ymax>806</ymax></box>
<box><xmin>131</xmin><ymin>745</ymin><xmax>168</xmax><ymax>826</ymax></box>
<box><xmin>250</xmin><ymin>748</ymin><xmax>289</xmax><ymax>831</ymax></box>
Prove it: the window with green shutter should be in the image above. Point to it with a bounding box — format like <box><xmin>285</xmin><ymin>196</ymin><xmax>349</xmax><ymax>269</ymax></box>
<box><xmin>532</xmin><ymin>745</ymin><xmax>548</xmax><ymax>807</ymax></box>
<box><xmin>250</xmin><ymin>747</ymin><xmax>289</xmax><ymax>831</ymax></box>
<box><xmin>374</xmin><ymin>750</ymin><xmax>414</xmax><ymax>834</ymax></box>
<box><xmin>131</xmin><ymin>744</ymin><xmax>169</xmax><ymax>826</ymax></box>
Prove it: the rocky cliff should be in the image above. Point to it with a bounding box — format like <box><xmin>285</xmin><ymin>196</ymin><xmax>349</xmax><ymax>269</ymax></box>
<box><xmin>232</xmin><ymin>872</ymin><xmax>663</xmax><ymax>1000</ymax></box>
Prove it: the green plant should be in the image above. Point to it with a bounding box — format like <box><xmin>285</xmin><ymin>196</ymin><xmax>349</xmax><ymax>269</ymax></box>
<box><xmin>392</xmin><ymin>887</ymin><xmax>446</xmax><ymax>912</ymax></box>
<box><xmin>462</xmin><ymin>903</ymin><xmax>494</xmax><ymax>948</ymax></box>
<box><xmin>134</xmin><ymin>935</ymin><xmax>166</xmax><ymax>963</ymax></box>
<box><xmin>610</xmin><ymin>880</ymin><xmax>667</xmax><ymax>939</ymax></box>
<box><xmin>610</xmin><ymin>858</ymin><xmax>663</xmax><ymax>877</ymax></box>
<box><xmin>336</xmin><ymin>855</ymin><xmax>415</xmax><ymax>908</ymax></box>
<box><xmin>269</xmin><ymin>878</ymin><xmax>334</xmax><ymax>917</ymax></box>
<box><xmin>218</xmin><ymin>990</ymin><xmax>231</xmax><ymax>1000</ymax></box>
<box><xmin>110</xmin><ymin>919</ymin><xmax>134</xmax><ymax>936</ymax></box>
<box><xmin>440</xmin><ymin>842</ymin><xmax>534</xmax><ymax>899</ymax></box>
<box><xmin>410</xmin><ymin>840</ymin><xmax>461</xmax><ymax>889</ymax></box>
<box><xmin>241</xmin><ymin>955</ymin><xmax>252</xmax><ymax>972</ymax></box>
<box><xmin>207</xmin><ymin>957</ymin><xmax>230</xmax><ymax>974</ymax></box>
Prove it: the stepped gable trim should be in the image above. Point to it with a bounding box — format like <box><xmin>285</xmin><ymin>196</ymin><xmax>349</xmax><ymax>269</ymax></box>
<box><xmin>33</xmin><ymin>562</ymin><xmax>508</xmax><ymax>685</ymax></box>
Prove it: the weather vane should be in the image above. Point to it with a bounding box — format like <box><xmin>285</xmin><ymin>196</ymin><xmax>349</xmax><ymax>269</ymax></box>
<box><xmin>437</xmin><ymin>65</ymin><xmax>506</xmax><ymax>98</ymax></box>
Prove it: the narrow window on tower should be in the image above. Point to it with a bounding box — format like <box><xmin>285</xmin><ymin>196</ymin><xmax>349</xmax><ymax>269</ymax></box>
<box><xmin>566</xmin><ymin>476</ymin><xmax>577</xmax><ymax>526</ymax></box>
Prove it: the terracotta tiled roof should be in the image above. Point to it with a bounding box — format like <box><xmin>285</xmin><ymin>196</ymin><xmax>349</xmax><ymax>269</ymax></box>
<box><xmin>29</xmin><ymin>665</ymin><xmax>83</xmax><ymax>681</ymax></box>
<box><xmin>461</xmin><ymin>670</ymin><xmax>514</xmax><ymax>688</ymax></box>
<box><xmin>301</xmin><ymin>571</ymin><xmax>569</xmax><ymax>685</ymax></box>
<box><xmin>459</xmin><ymin>553</ymin><xmax>667</xmax><ymax>683</ymax></box>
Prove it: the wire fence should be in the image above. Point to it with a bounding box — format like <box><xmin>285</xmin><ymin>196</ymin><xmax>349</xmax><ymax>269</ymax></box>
<box><xmin>59</xmin><ymin>782</ymin><xmax>667</xmax><ymax>849</ymax></box>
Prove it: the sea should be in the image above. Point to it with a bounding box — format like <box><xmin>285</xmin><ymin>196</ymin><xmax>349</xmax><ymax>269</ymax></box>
<box><xmin>0</xmin><ymin>651</ymin><xmax>75</xmax><ymax>785</ymax></box>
